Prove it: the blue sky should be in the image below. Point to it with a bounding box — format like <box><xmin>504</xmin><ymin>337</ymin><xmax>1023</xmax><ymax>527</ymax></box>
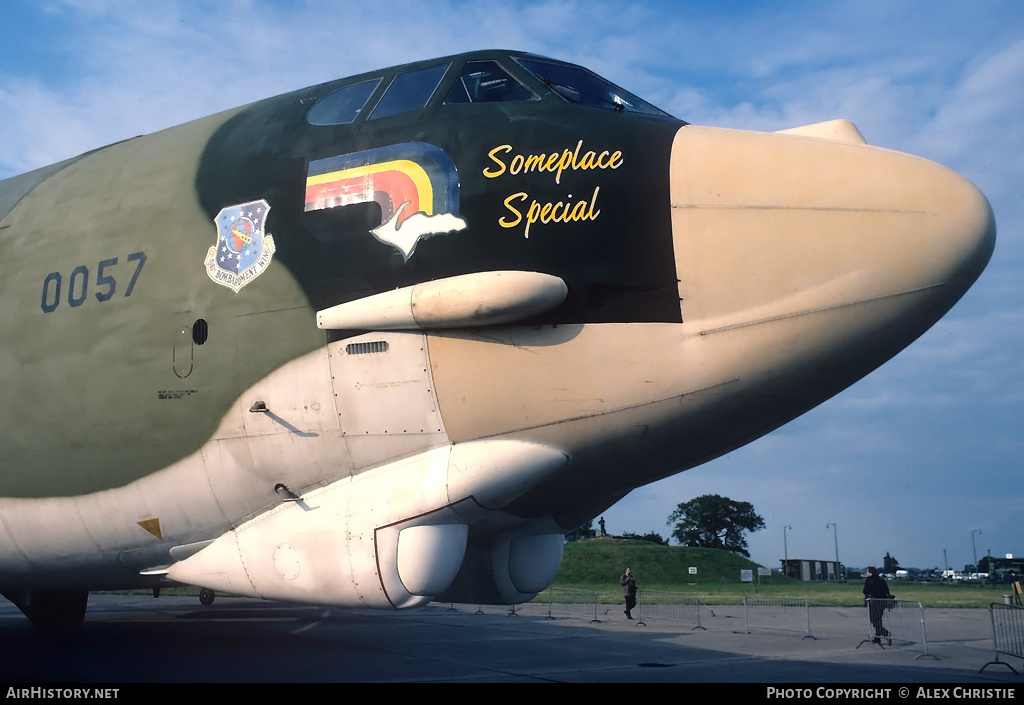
<box><xmin>1</xmin><ymin>1</ymin><xmax>1020</xmax><ymax>573</ymax></box>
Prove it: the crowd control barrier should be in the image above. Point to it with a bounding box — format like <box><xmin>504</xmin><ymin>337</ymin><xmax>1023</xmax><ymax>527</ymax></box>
<box><xmin>742</xmin><ymin>596</ymin><xmax>814</xmax><ymax>639</ymax></box>
<box><xmin>634</xmin><ymin>590</ymin><xmax>709</xmax><ymax>630</ymax></box>
<box><xmin>542</xmin><ymin>587</ymin><xmax>601</xmax><ymax>623</ymax></box>
<box><xmin>858</xmin><ymin>598</ymin><xmax>934</xmax><ymax>658</ymax></box>
<box><xmin>440</xmin><ymin>603</ymin><xmax>522</xmax><ymax>616</ymax></box>
<box><xmin>980</xmin><ymin>602</ymin><xmax>1024</xmax><ymax>674</ymax></box>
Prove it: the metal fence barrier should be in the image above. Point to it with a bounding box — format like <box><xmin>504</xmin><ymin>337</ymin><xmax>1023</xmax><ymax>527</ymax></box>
<box><xmin>541</xmin><ymin>587</ymin><xmax>601</xmax><ymax>622</ymax></box>
<box><xmin>858</xmin><ymin>598</ymin><xmax>934</xmax><ymax>658</ymax></box>
<box><xmin>440</xmin><ymin>603</ymin><xmax>522</xmax><ymax>616</ymax></box>
<box><xmin>981</xmin><ymin>602</ymin><xmax>1024</xmax><ymax>674</ymax></box>
<box><xmin>742</xmin><ymin>596</ymin><xmax>815</xmax><ymax>639</ymax></box>
<box><xmin>635</xmin><ymin>590</ymin><xmax>709</xmax><ymax>630</ymax></box>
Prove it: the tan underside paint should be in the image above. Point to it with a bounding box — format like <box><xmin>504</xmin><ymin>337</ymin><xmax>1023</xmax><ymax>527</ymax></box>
<box><xmin>428</xmin><ymin>324</ymin><xmax>689</xmax><ymax>444</ymax></box>
<box><xmin>669</xmin><ymin>126</ymin><xmax>989</xmax><ymax>328</ymax></box>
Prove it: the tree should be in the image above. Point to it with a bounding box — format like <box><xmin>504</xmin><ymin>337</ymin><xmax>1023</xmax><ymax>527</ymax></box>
<box><xmin>882</xmin><ymin>552</ymin><xmax>900</xmax><ymax>573</ymax></box>
<box><xmin>666</xmin><ymin>494</ymin><xmax>765</xmax><ymax>557</ymax></box>
<box><xmin>564</xmin><ymin>520</ymin><xmax>593</xmax><ymax>542</ymax></box>
<box><xmin>621</xmin><ymin>531</ymin><xmax>669</xmax><ymax>545</ymax></box>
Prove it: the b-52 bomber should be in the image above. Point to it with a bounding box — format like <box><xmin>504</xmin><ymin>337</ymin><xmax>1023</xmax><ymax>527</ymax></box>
<box><xmin>0</xmin><ymin>50</ymin><xmax>995</xmax><ymax>635</ymax></box>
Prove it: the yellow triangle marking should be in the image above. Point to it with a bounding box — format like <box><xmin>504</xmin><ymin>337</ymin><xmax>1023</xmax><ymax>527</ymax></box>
<box><xmin>138</xmin><ymin>518</ymin><xmax>162</xmax><ymax>539</ymax></box>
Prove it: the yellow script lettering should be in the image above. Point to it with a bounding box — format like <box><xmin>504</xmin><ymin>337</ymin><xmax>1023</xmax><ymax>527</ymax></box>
<box><xmin>483</xmin><ymin>145</ymin><xmax>512</xmax><ymax>178</ymax></box>
<box><xmin>510</xmin><ymin>186</ymin><xmax>601</xmax><ymax>238</ymax></box>
<box><xmin>483</xmin><ymin>141</ymin><xmax>623</xmax><ymax>183</ymax></box>
<box><xmin>499</xmin><ymin>192</ymin><xmax>527</xmax><ymax>229</ymax></box>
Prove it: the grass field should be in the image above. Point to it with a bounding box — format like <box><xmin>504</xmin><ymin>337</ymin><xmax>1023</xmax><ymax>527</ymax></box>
<box><xmin>549</xmin><ymin>537</ymin><xmax>1017</xmax><ymax>608</ymax></box>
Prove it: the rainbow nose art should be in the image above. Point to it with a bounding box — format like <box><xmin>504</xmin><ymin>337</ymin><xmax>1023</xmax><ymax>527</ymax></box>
<box><xmin>305</xmin><ymin>141</ymin><xmax>467</xmax><ymax>261</ymax></box>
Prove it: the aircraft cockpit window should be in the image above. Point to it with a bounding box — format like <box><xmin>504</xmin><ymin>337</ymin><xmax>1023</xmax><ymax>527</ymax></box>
<box><xmin>444</xmin><ymin>61</ymin><xmax>537</xmax><ymax>104</ymax></box>
<box><xmin>369</xmin><ymin>64</ymin><xmax>449</xmax><ymax>120</ymax></box>
<box><xmin>307</xmin><ymin>78</ymin><xmax>382</xmax><ymax>125</ymax></box>
<box><xmin>515</xmin><ymin>58</ymin><xmax>668</xmax><ymax>116</ymax></box>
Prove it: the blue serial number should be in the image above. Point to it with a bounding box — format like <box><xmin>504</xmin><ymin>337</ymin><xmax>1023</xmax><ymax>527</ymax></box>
<box><xmin>41</xmin><ymin>252</ymin><xmax>147</xmax><ymax>313</ymax></box>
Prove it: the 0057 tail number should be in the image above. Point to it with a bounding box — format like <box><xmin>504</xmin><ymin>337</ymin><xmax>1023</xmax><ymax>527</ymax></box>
<box><xmin>40</xmin><ymin>252</ymin><xmax>147</xmax><ymax>313</ymax></box>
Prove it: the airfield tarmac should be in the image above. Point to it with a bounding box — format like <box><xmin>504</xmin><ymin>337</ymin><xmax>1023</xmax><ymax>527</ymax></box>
<box><xmin>0</xmin><ymin>594</ymin><xmax>1020</xmax><ymax>684</ymax></box>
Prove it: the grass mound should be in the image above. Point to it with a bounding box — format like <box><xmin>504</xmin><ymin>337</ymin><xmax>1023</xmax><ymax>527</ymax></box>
<box><xmin>550</xmin><ymin>537</ymin><xmax>1011</xmax><ymax>608</ymax></box>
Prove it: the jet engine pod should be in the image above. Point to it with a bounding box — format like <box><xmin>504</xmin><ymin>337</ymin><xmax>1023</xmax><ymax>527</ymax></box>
<box><xmin>166</xmin><ymin>441</ymin><xmax>567</xmax><ymax>608</ymax></box>
<box><xmin>504</xmin><ymin>534</ymin><xmax>565</xmax><ymax>595</ymax></box>
<box><xmin>438</xmin><ymin>531</ymin><xmax>565</xmax><ymax>605</ymax></box>
<box><xmin>375</xmin><ymin>522</ymin><xmax>470</xmax><ymax>608</ymax></box>
<box><xmin>166</xmin><ymin>448</ymin><xmax>469</xmax><ymax>609</ymax></box>
<box><xmin>397</xmin><ymin>525</ymin><xmax>469</xmax><ymax>595</ymax></box>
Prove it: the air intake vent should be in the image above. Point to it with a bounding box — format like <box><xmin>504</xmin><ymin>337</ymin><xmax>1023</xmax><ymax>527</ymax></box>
<box><xmin>345</xmin><ymin>341</ymin><xmax>389</xmax><ymax>355</ymax></box>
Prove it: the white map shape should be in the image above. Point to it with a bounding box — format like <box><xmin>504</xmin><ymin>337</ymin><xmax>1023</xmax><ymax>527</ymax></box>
<box><xmin>371</xmin><ymin>201</ymin><xmax>468</xmax><ymax>261</ymax></box>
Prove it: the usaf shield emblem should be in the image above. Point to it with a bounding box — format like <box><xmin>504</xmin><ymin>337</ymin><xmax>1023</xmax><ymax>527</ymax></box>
<box><xmin>205</xmin><ymin>199</ymin><xmax>277</xmax><ymax>292</ymax></box>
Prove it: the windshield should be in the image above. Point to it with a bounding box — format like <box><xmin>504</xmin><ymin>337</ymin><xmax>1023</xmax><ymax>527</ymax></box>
<box><xmin>307</xmin><ymin>78</ymin><xmax>382</xmax><ymax>125</ymax></box>
<box><xmin>369</xmin><ymin>64</ymin><xmax>449</xmax><ymax>120</ymax></box>
<box><xmin>516</xmin><ymin>57</ymin><xmax>668</xmax><ymax>116</ymax></box>
<box><xmin>445</xmin><ymin>60</ymin><xmax>537</xmax><ymax>104</ymax></box>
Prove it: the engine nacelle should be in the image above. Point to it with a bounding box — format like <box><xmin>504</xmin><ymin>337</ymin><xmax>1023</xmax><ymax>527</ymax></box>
<box><xmin>166</xmin><ymin>440</ymin><xmax>568</xmax><ymax>608</ymax></box>
<box><xmin>437</xmin><ymin>531</ymin><xmax>565</xmax><ymax>605</ymax></box>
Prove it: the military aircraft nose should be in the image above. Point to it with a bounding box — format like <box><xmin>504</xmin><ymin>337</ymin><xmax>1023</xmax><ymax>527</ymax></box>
<box><xmin>668</xmin><ymin>125</ymin><xmax>995</xmax><ymax>331</ymax></box>
<box><xmin>910</xmin><ymin>157</ymin><xmax>996</xmax><ymax>299</ymax></box>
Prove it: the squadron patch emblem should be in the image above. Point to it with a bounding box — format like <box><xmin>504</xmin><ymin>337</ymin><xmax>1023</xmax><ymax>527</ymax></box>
<box><xmin>205</xmin><ymin>199</ymin><xmax>276</xmax><ymax>292</ymax></box>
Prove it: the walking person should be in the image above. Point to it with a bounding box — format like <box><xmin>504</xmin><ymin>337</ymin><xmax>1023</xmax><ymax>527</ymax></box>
<box><xmin>863</xmin><ymin>566</ymin><xmax>893</xmax><ymax>644</ymax></box>
<box><xmin>621</xmin><ymin>568</ymin><xmax>637</xmax><ymax>619</ymax></box>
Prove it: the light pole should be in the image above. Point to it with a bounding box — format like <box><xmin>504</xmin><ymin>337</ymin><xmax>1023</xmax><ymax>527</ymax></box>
<box><xmin>783</xmin><ymin>525</ymin><xmax>792</xmax><ymax>578</ymax></box>
<box><xmin>826</xmin><ymin>523</ymin><xmax>840</xmax><ymax>580</ymax></box>
<box><xmin>971</xmin><ymin>529</ymin><xmax>982</xmax><ymax>575</ymax></box>
<box><xmin>943</xmin><ymin>549</ymin><xmax>948</xmax><ymax>575</ymax></box>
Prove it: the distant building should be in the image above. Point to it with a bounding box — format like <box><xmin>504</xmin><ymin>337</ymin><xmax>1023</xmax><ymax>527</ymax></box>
<box><xmin>780</xmin><ymin>558</ymin><xmax>842</xmax><ymax>581</ymax></box>
<box><xmin>980</xmin><ymin>555</ymin><xmax>1023</xmax><ymax>583</ymax></box>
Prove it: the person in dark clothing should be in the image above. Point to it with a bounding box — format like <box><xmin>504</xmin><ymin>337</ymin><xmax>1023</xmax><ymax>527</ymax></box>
<box><xmin>863</xmin><ymin>566</ymin><xmax>893</xmax><ymax>643</ymax></box>
<box><xmin>620</xmin><ymin>568</ymin><xmax>637</xmax><ymax>619</ymax></box>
